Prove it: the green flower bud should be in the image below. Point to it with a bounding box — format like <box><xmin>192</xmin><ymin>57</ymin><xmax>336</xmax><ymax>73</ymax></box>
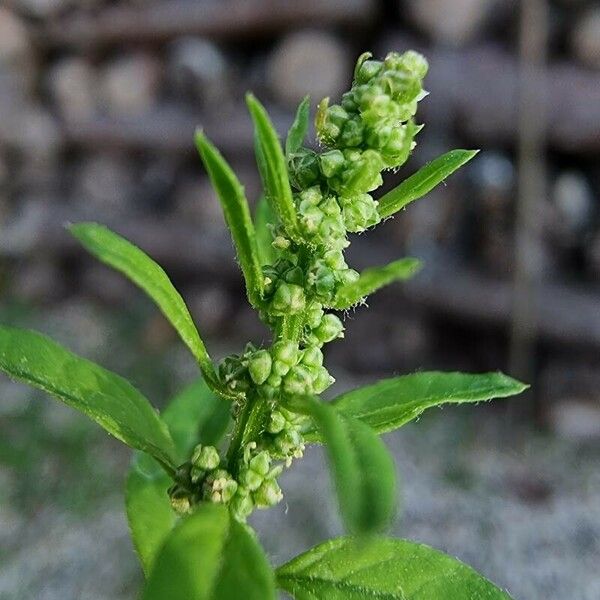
<box><xmin>305</xmin><ymin>303</ymin><xmax>325</xmax><ymax>329</ymax></box>
<box><xmin>313</xmin><ymin>366</ymin><xmax>335</xmax><ymax>394</ymax></box>
<box><xmin>205</xmin><ymin>469</ymin><xmax>238</xmax><ymax>503</ymax></box>
<box><xmin>339</xmin><ymin>149</ymin><xmax>384</xmax><ymax>195</ymax></box>
<box><xmin>301</xmin><ymin>346</ymin><xmax>324</xmax><ymax>368</ymax></box>
<box><xmin>283</xmin><ymin>266</ymin><xmax>304</xmax><ymax>286</ymax></box>
<box><xmin>272</xmin><ymin>235</ymin><xmax>290</xmax><ymax>250</ymax></box>
<box><xmin>299</xmin><ymin>205</ymin><xmax>324</xmax><ymax>235</ymax></box>
<box><xmin>248</xmin><ymin>349</ymin><xmax>272</xmax><ymax>385</ymax></box>
<box><xmin>272</xmin><ymin>359</ymin><xmax>291</xmax><ymax>377</ymax></box>
<box><xmin>267</xmin><ymin>410</ymin><xmax>287</xmax><ymax>434</ymax></box>
<box><xmin>340</xmin><ymin>193</ymin><xmax>381</xmax><ymax>232</ymax></box>
<box><xmin>253</xmin><ymin>478</ymin><xmax>283</xmax><ymax>508</ymax></box>
<box><xmin>230</xmin><ymin>488</ymin><xmax>254</xmax><ymax>521</ymax></box>
<box><xmin>288</xmin><ymin>147</ymin><xmax>320</xmax><ymax>189</ymax></box>
<box><xmin>239</xmin><ymin>467</ymin><xmax>263</xmax><ymax>492</ymax></box>
<box><xmin>318</xmin><ymin>104</ymin><xmax>349</xmax><ymax>143</ymax></box>
<box><xmin>319</xmin><ymin>149</ymin><xmax>345</xmax><ymax>178</ymax></box>
<box><xmin>339</xmin><ymin>268</ymin><xmax>360</xmax><ymax>286</ymax></box>
<box><xmin>271</xmin><ymin>340</ymin><xmax>299</xmax><ymax>366</ymax></box>
<box><xmin>323</xmin><ymin>250</ymin><xmax>347</xmax><ymax>270</ymax></box>
<box><xmin>311</xmin><ymin>263</ymin><xmax>336</xmax><ymax>299</ymax></box>
<box><xmin>274</xmin><ymin>429</ymin><xmax>304</xmax><ymax>457</ymax></box>
<box><xmin>168</xmin><ymin>484</ymin><xmax>193</xmax><ymax>515</ymax></box>
<box><xmin>356</xmin><ymin>59</ymin><xmax>384</xmax><ymax>84</ymax></box>
<box><xmin>191</xmin><ymin>444</ymin><xmax>220</xmax><ymax>471</ymax></box>
<box><xmin>341</xmin><ymin>90</ymin><xmax>358</xmax><ymax>113</ymax></box>
<box><xmin>338</xmin><ymin>117</ymin><xmax>364</xmax><ymax>148</ymax></box>
<box><xmin>314</xmin><ymin>313</ymin><xmax>344</xmax><ymax>344</ymax></box>
<box><xmin>283</xmin><ymin>365</ymin><xmax>313</xmax><ymax>395</ymax></box>
<box><xmin>299</xmin><ymin>186</ymin><xmax>323</xmax><ymax>206</ymax></box>
<box><xmin>396</xmin><ymin>50</ymin><xmax>429</xmax><ymax>79</ymax></box>
<box><xmin>266</xmin><ymin>372</ymin><xmax>282</xmax><ymax>388</ymax></box>
<box><xmin>249</xmin><ymin>451</ymin><xmax>271</xmax><ymax>477</ymax></box>
<box><xmin>271</xmin><ymin>283</ymin><xmax>306</xmax><ymax>315</ymax></box>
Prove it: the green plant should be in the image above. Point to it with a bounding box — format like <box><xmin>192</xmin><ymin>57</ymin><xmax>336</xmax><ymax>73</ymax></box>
<box><xmin>0</xmin><ymin>51</ymin><xmax>526</xmax><ymax>599</ymax></box>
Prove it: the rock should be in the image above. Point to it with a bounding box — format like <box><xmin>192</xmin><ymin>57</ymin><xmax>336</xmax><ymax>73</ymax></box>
<box><xmin>133</xmin><ymin>157</ymin><xmax>179</xmax><ymax>214</ymax></box>
<box><xmin>9</xmin><ymin>0</ymin><xmax>72</xmax><ymax>18</ymax></box>
<box><xmin>587</xmin><ymin>232</ymin><xmax>600</xmax><ymax>280</ymax></box>
<box><xmin>74</xmin><ymin>152</ymin><xmax>136</xmax><ymax>217</ymax></box>
<box><xmin>549</xmin><ymin>400</ymin><xmax>600</xmax><ymax>441</ymax></box>
<box><xmin>0</xmin><ymin>105</ymin><xmax>61</xmax><ymax>163</ymax></box>
<box><xmin>267</xmin><ymin>30</ymin><xmax>349</xmax><ymax>108</ymax></box>
<box><xmin>0</xmin><ymin>198</ymin><xmax>52</xmax><ymax>256</ymax></box>
<box><xmin>12</xmin><ymin>258</ymin><xmax>66</xmax><ymax>303</ymax></box>
<box><xmin>187</xmin><ymin>285</ymin><xmax>232</xmax><ymax>336</ymax></box>
<box><xmin>99</xmin><ymin>53</ymin><xmax>161</xmax><ymax>116</ymax></box>
<box><xmin>552</xmin><ymin>171</ymin><xmax>594</xmax><ymax>242</ymax></box>
<box><xmin>0</xmin><ymin>7</ymin><xmax>31</xmax><ymax>67</ymax></box>
<box><xmin>167</xmin><ymin>37</ymin><xmax>230</xmax><ymax>107</ymax></box>
<box><xmin>571</xmin><ymin>8</ymin><xmax>600</xmax><ymax>70</ymax></box>
<box><xmin>46</xmin><ymin>56</ymin><xmax>98</xmax><ymax>121</ymax></box>
<box><xmin>405</xmin><ymin>0</ymin><xmax>500</xmax><ymax>46</ymax></box>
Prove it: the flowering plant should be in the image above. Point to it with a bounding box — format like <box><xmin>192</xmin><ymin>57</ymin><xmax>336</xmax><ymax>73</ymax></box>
<box><xmin>0</xmin><ymin>51</ymin><xmax>525</xmax><ymax>598</ymax></box>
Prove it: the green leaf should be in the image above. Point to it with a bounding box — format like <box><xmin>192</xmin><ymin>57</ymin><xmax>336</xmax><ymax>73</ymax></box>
<box><xmin>331</xmin><ymin>258</ymin><xmax>422</xmax><ymax>309</ymax></box>
<box><xmin>126</xmin><ymin>379</ymin><xmax>231</xmax><ymax>574</ymax></box>
<box><xmin>126</xmin><ymin>453</ymin><xmax>175</xmax><ymax>577</ymax></box>
<box><xmin>246</xmin><ymin>94</ymin><xmax>301</xmax><ymax>244</ymax></box>
<box><xmin>195</xmin><ymin>131</ymin><xmax>264</xmax><ymax>307</ymax></box>
<box><xmin>304</xmin><ymin>372</ymin><xmax>527</xmax><ymax>442</ymax></box>
<box><xmin>276</xmin><ymin>536</ymin><xmax>513</xmax><ymax>599</ymax></box>
<box><xmin>254</xmin><ymin>195</ymin><xmax>277</xmax><ymax>266</ymax></box>
<box><xmin>290</xmin><ymin>396</ymin><xmax>396</xmax><ymax>535</ymax></box>
<box><xmin>378</xmin><ymin>149</ymin><xmax>479</xmax><ymax>218</ymax></box>
<box><xmin>285</xmin><ymin>95</ymin><xmax>310</xmax><ymax>156</ymax></box>
<box><xmin>0</xmin><ymin>325</ymin><xmax>176</xmax><ymax>470</ymax></box>
<box><xmin>69</xmin><ymin>223</ymin><xmax>226</xmax><ymax>397</ymax></box>
<box><xmin>142</xmin><ymin>504</ymin><xmax>276</xmax><ymax>600</ymax></box>
<box><xmin>161</xmin><ymin>378</ymin><xmax>231</xmax><ymax>460</ymax></box>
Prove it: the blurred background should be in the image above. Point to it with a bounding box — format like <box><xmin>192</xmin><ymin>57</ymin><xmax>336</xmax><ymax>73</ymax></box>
<box><xmin>0</xmin><ymin>0</ymin><xmax>598</xmax><ymax>598</ymax></box>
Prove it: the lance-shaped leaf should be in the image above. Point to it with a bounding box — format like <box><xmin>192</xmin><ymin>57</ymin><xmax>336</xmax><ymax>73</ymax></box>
<box><xmin>69</xmin><ymin>223</ymin><xmax>225</xmax><ymax>397</ymax></box>
<box><xmin>195</xmin><ymin>131</ymin><xmax>264</xmax><ymax>307</ymax></box>
<box><xmin>378</xmin><ymin>149</ymin><xmax>479</xmax><ymax>218</ymax></box>
<box><xmin>0</xmin><ymin>325</ymin><xmax>176</xmax><ymax>470</ymax></box>
<box><xmin>276</xmin><ymin>536</ymin><xmax>513</xmax><ymax>599</ymax></box>
<box><xmin>289</xmin><ymin>396</ymin><xmax>396</xmax><ymax>535</ymax></box>
<box><xmin>142</xmin><ymin>504</ymin><xmax>276</xmax><ymax>600</ymax></box>
<box><xmin>331</xmin><ymin>257</ymin><xmax>422</xmax><ymax>309</ymax></box>
<box><xmin>306</xmin><ymin>371</ymin><xmax>527</xmax><ymax>442</ymax></box>
<box><xmin>246</xmin><ymin>94</ymin><xmax>302</xmax><ymax>243</ymax></box>
<box><xmin>285</xmin><ymin>95</ymin><xmax>310</xmax><ymax>157</ymax></box>
<box><xmin>126</xmin><ymin>379</ymin><xmax>230</xmax><ymax>575</ymax></box>
<box><xmin>254</xmin><ymin>195</ymin><xmax>277</xmax><ymax>266</ymax></box>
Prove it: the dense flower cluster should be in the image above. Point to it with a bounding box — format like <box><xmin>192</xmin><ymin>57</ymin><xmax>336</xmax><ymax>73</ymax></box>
<box><xmin>170</xmin><ymin>50</ymin><xmax>428</xmax><ymax>521</ymax></box>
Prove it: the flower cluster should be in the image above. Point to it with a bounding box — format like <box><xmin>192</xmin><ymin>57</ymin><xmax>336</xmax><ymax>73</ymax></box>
<box><xmin>168</xmin><ymin>442</ymin><xmax>284</xmax><ymax>521</ymax></box>
<box><xmin>176</xmin><ymin>50</ymin><xmax>428</xmax><ymax>522</ymax></box>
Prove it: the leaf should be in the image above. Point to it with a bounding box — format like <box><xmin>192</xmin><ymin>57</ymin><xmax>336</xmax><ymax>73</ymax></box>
<box><xmin>285</xmin><ymin>95</ymin><xmax>310</xmax><ymax>156</ymax></box>
<box><xmin>0</xmin><ymin>325</ymin><xmax>176</xmax><ymax>470</ymax></box>
<box><xmin>161</xmin><ymin>378</ymin><xmax>231</xmax><ymax>460</ymax></box>
<box><xmin>70</xmin><ymin>223</ymin><xmax>225</xmax><ymax>396</ymax></box>
<box><xmin>304</xmin><ymin>372</ymin><xmax>527</xmax><ymax>442</ymax></box>
<box><xmin>291</xmin><ymin>396</ymin><xmax>396</xmax><ymax>535</ymax></box>
<box><xmin>378</xmin><ymin>149</ymin><xmax>479</xmax><ymax>218</ymax></box>
<box><xmin>195</xmin><ymin>131</ymin><xmax>264</xmax><ymax>307</ymax></box>
<box><xmin>246</xmin><ymin>94</ymin><xmax>301</xmax><ymax>244</ymax></box>
<box><xmin>331</xmin><ymin>258</ymin><xmax>422</xmax><ymax>309</ymax></box>
<box><xmin>254</xmin><ymin>195</ymin><xmax>277</xmax><ymax>266</ymax></box>
<box><xmin>126</xmin><ymin>454</ymin><xmax>175</xmax><ymax>577</ymax></box>
<box><xmin>276</xmin><ymin>536</ymin><xmax>513</xmax><ymax>599</ymax></box>
<box><xmin>126</xmin><ymin>379</ymin><xmax>231</xmax><ymax>574</ymax></box>
<box><xmin>142</xmin><ymin>504</ymin><xmax>276</xmax><ymax>600</ymax></box>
